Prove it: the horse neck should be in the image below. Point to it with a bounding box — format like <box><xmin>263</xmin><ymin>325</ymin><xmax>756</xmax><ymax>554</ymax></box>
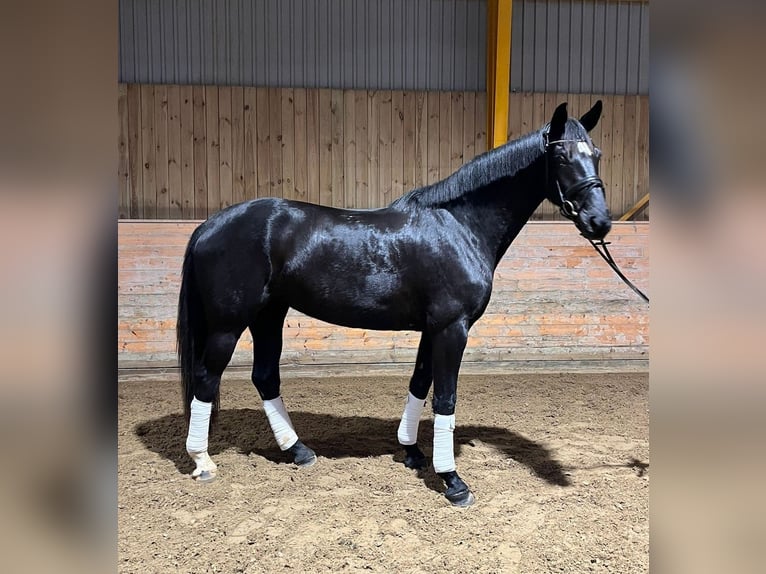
<box><xmin>446</xmin><ymin>155</ymin><xmax>547</xmax><ymax>268</ymax></box>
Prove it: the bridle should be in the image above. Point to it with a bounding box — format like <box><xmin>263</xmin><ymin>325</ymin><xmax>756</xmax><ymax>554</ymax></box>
<box><xmin>543</xmin><ymin>130</ymin><xmax>649</xmax><ymax>304</ymax></box>
<box><xmin>543</xmin><ymin>131</ymin><xmax>605</xmax><ymax>222</ymax></box>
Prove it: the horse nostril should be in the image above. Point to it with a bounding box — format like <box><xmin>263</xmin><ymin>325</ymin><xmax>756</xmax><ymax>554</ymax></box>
<box><xmin>589</xmin><ymin>215</ymin><xmax>612</xmax><ymax>237</ymax></box>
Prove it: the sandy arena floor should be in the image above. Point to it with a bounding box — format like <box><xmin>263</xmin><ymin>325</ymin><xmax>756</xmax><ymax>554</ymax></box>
<box><xmin>118</xmin><ymin>372</ymin><xmax>648</xmax><ymax>573</ymax></box>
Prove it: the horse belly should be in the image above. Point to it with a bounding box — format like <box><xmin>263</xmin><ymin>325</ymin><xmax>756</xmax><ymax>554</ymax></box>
<box><xmin>283</xmin><ymin>268</ymin><xmax>422</xmax><ymax>331</ymax></box>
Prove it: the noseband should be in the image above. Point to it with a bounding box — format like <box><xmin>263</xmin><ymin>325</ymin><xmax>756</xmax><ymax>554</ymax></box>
<box><xmin>543</xmin><ymin>132</ymin><xmax>604</xmax><ymax>221</ymax></box>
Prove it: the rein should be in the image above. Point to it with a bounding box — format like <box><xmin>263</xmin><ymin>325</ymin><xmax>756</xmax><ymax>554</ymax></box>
<box><xmin>543</xmin><ymin>132</ymin><xmax>649</xmax><ymax>304</ymax></box>
<box><xmin>586</xmin><ymin>238</ymin><xmax>649</xmax><ymax>303</ymax></box>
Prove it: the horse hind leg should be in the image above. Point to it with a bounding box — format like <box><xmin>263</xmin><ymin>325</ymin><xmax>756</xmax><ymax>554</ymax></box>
<box><xmin>250</xmin><ymin>308</ymin><xmax>316</xmax><ymax>468</ymax></box>
<box><xmin>186</xmin><ymin>329</ymin><xmax>240</xmax><ymax>482</ymax></box>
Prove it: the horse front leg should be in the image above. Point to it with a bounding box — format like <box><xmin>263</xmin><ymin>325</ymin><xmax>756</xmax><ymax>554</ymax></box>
<box><xmin>397</xmin><ymin>333</ymin><xmax>432</xmax><ymax>469</ymax></box>
<box><xmin>430</xmin><ymin>320</ymin><xmax>474</xmax><ymax>507</ymax></box>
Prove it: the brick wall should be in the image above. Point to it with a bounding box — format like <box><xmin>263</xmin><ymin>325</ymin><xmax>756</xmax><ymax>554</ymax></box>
<box><xmin>119</xmin><ymin>220</ymin><xmax>648</xmax><ymax>374</ymax></box>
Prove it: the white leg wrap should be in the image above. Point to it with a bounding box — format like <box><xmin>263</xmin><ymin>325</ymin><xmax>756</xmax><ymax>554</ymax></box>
<box><xmin>186</xmin><ymin>397</ymin><xmax>217</xmax><ymax>479</ymax></box>
<box><xmin>433</xmin><ymin>414</ymin><xmax>456</xmax><ymax>473</ymax></box>
<box><xmin>186</xmin><ymin>397</ymin><xmax>212</xmax><ymax>454</ymax></box>
<box><xmin>263</xmin><ymin>397</ymin><xmax>299</xmax><ymax>451</ymax></box>
<box><xmin>397</xmin><ymin>392</ymin><xmax>427</xmax><ymax>445</ymax></box>
<box><xmin>189</xmin><ymin>451</ymin><xmax>217</xmax><ymax>478</ymax></box>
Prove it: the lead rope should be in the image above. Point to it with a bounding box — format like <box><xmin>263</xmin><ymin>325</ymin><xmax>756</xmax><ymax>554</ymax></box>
<box><xmin>587</xmin><ymin>238</ymin><xmax>649</xmax><ymax>303</ymax></box>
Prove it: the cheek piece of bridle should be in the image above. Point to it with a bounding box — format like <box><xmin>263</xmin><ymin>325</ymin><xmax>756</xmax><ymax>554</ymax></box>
<box><xmin>543</xmin><ymin>131</ymin><xmax>649</xmax><ymax>304</ymax></box>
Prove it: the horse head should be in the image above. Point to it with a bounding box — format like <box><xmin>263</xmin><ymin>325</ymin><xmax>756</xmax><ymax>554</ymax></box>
<box><xmin>544</xmin><ymin>101</ymin><xmax>612</xmax><ymax>240</ymax></box>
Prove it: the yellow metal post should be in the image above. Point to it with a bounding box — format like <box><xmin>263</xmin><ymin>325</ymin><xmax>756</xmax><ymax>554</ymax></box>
<box><xmin>487</xmin><ymin>0</ymin><xmax>512</xmax><ymax>149</ymax></box>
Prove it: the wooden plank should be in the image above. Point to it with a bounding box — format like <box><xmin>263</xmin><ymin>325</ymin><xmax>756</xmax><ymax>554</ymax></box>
<box><xmin>255</xmin><ymin>88</ymin><xmax>272</xmax><ymax>199</ymax></box>
<box><xmin>450</xmin><ymin>91</ymin><xmax>463</xmax><ymax>172</ymax></box>
<box><xmin>462</xmin><ymin>91</ymin><xmax>475</xmax><ymax>165</ymax></box>
<box><xmin>117</xmin><ymin>84</ymin><xmax>130</xmax><ymax>219</ymax></box>
<box><xmin>402</xmin><ymin>91</ymin><xmax>416</xmax><ymax>192</ymax></box>
<box><xmin>205</xmin><ymin>85</ymin><xmax>220</xmax><ymax>216</ymax></box>
<box><xmin>532</xmin><ymin>92</ymin><xmax>546</xmax><ymax>135</ymax></box>
<box><xmin>331</xmin><ymin>89</ymin><xmax>345</xmax><ymax>207</ymax></box>
<box><xmin>293</xmin><ymin>88</ymin><xmax>308</xmax><ymax>203</ymax></box>
<box><xmin>414</xmin><ymin>91</ymin><xmax>427</xmax><ymax>187</ymax></box>
<box><xmin>391</xmin><ymin>90</ymin><xmax>404</xmax><ymax>204</ymax></box>
<box><xmin>179</xmin><ymin>86</ymin><xmax>194</xmax><ymax>218</ymax></box>
<box><xmin>318</xmin><ymin>89</ymin><xmax>333</xmax><ymax>206</ymax></box>
<box><xmin>439</xmin><ymin>92</ymin><xmax>451</xmax><ymax>180</ymax></box>
<box><xmin>140</xmin><ymin>84</ymin><xmax>156</xmax><ymax>218</ymax></box>
<box><xmin>636</xmin><ymin>96</ymin><xmax>649</xmax><ymax>208</ymax></box>
<box><xmin>231</xmin><ymin>86</ymin><xmax>245</xmax><ymax>206</ymax></box>
<box><xmin>599</xmin><ymin>95</ymin><xmax>614</xmax><ymax>217</ymax></box>
<box><xmin>166</xmin><ymin>85</ymin><xmax>182</xmax><ymax>218</ymax></box>
<box><xmin>243</xmin><ymin>88</ymin><xmax>258</xmax><ymax>202</ymax></box>
<box><xmin>475</xmin><ymin>91</ymin><xmax>487</xmax><ymax>156</ymax></box>
<box><xmin>520</xmin><ymin>92</ymin><xmax>534</xmax><ymax>138</ymax></box>
<box><xmin>354</xmin><ymin>90</ymin><xmax>369</xmax><ymax>208</ymax></box>
<box><xmin>378</xmin><ymin>91</ymin><xmax>393</xmax><ymax>207</ymax></box>
<box><xmin>531</xmin><ymin>92</ymin><xmax>547</xmax><ymax>220</ymax></box>
<box><xmin>426</xmin><ymin>92</ymin><xmax>440</xmax><ymax>184</ymax></box>
<box><xmin>306</xmin><ymin>89</ymin><xmax>321</xmax><ymax>205</ymax></box>
<box><xmin>343</xmin><ymin>90</ymin><xmax>356</xmax><ymax>208</ymax></box>
<box><xmin>192</xmin><ymin>86</ymin><xmax>207</xmax><ymax>219</ymax></box>
<box><xmin>622</xmin><ymin>95</ymin><xmax>638</xmax><ymax>214</ymax></box>
<box><xmin>281</xmin><ymin>88</ymin><xmax>296</xmax><ymax>200</ymax></box>
<box><xmin>611</xmin><ymin>94</ymin><xmax>625</xmax><ymax>217</ymax></box>
<box><xmin>153</xmin><ymin>85</ymin><xmax>170</xmax><ymax>219</ymax></box>
<box><xmin>268</xmin><ymin>87</ymin><xmax>283</xmax><ymax>198</ymax></box>
<box><xmin>367</xmin><ymin>91</ymin><xmax>380</xmax><ymax>208</ymax></box>
<box><xmin>126</xmin><ymin>84</ymin><xmax>143</xmax><ymax>218</ymax></box>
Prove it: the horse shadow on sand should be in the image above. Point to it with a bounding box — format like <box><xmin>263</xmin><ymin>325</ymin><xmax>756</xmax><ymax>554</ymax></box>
<box><xmin>135</xmin><ymin>409</ymin><xmax>572</xmax><ymax>495</ymax></box>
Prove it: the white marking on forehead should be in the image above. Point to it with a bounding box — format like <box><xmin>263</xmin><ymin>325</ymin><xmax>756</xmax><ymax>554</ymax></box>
<box><xmin>577</xmin><ymin>141</ymin><xmax>593</xmax><ymax>155</ymax></box>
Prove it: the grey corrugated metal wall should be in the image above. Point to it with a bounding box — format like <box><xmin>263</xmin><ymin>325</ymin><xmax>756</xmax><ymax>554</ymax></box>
<box><xmin>119</xmin><ymin>0</ymin><xmax>647</xmax><ymax>94</ymax></box>
<box><xmin>511</xmin><ymin>0</ymin><xmax>648</xmax><ymax>94</ymax></box>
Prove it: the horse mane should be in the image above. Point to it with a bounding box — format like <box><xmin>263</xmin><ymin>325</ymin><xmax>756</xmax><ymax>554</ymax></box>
<box><xmin>390</xmin><ymin>129</ymin><xmax>545</xmax><ymax>209</ymax></box>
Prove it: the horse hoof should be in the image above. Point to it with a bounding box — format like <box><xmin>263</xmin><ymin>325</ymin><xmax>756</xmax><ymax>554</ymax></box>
<box><xmin>445</xmin><ymin>489</ymin><xmax>475</xmax><ymax>507</ymax></box>
<box><xmin>296</xmin><ymin>454</ymin><xmax>317</xmax><ymax>468</ymax></box>
<box><xmin>289</xmin><ymin>440</ymin><xmax>317</xmax><ymax>468</ymax></box>
<box><xmin>193</xmin><ymin>470</ymin><xmax>217</xmax><ymax>483</ymax></box>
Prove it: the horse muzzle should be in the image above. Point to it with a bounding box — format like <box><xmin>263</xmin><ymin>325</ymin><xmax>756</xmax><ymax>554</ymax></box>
<box><xmin>576</xmin><ymin>211</ymin><xmax>612</xmax><ymax>240</ymax></box>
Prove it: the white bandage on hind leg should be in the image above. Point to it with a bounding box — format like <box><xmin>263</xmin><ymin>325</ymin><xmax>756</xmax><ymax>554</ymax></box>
<box><xmin>433</xmin><ymin>414</ymin><xmax>456</xmax><ymax>473</ymax></box>
<box><xmin>397</xmin><ymin>392</ymin><xmax>427</xmax><ymax>445</ymax></box>
<box><xmin>186</xmin><ymin>397</ymin><xmax>212</xmax><ymax>454</ymax></box>
<box><xmin>263</xmin><ymin>397</ymin><xmax>299</xmax><ymax>450</ymax></box>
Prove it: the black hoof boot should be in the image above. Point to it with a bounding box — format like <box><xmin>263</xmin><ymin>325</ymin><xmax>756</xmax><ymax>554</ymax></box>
<box><xmin>438</xmin><ymin>471</ymin><xmax>475</xmax><ymax>507</ymax></box>
<box><xmin>287</xmin><ymin>440</ymin><xmax>317</xmax><ymax>468</ymax></box>
<box><xmin>403</xmin><ymin>444</ymin><xmax>428</xmax><ymax>469</ymax></box>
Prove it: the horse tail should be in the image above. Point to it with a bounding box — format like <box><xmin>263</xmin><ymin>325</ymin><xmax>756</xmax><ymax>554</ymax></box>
<box><xmin>177</xmin><ymin>231</ymin><xmax>219</xmax><ymax>423</ymax></box>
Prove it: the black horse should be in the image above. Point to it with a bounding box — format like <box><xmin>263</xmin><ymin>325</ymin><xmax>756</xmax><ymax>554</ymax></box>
<box><xmin>177</xmin><ymin>101</ymin><xmax>610</xmax><ymax>506</ymax></box>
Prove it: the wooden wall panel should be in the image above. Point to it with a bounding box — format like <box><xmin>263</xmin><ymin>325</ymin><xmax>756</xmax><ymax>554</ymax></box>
<box><xmin>119</xmin><ymin>85</ymin><xmax>649</xmax><ymax>220</ymax></box>
<box><xmin>119</xmin><ymin>221</ymin><xmax>649</xmax><ymax>372</ymax></box>
<box><xmin>118</xmin><ymin>85</ymin><xmax>130</xmax><ymax>219</ymax></box>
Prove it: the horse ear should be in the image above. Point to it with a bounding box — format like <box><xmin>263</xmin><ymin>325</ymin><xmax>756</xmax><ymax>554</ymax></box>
<box><xmin>579</xmin><ymin>100</ymin><xmax>603</xmax><ymax>132</ymax></box>
<box><xmin>549</xmin><ymin>102</ymin><xmax>568</xmax><ymax>140</ymax></box>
